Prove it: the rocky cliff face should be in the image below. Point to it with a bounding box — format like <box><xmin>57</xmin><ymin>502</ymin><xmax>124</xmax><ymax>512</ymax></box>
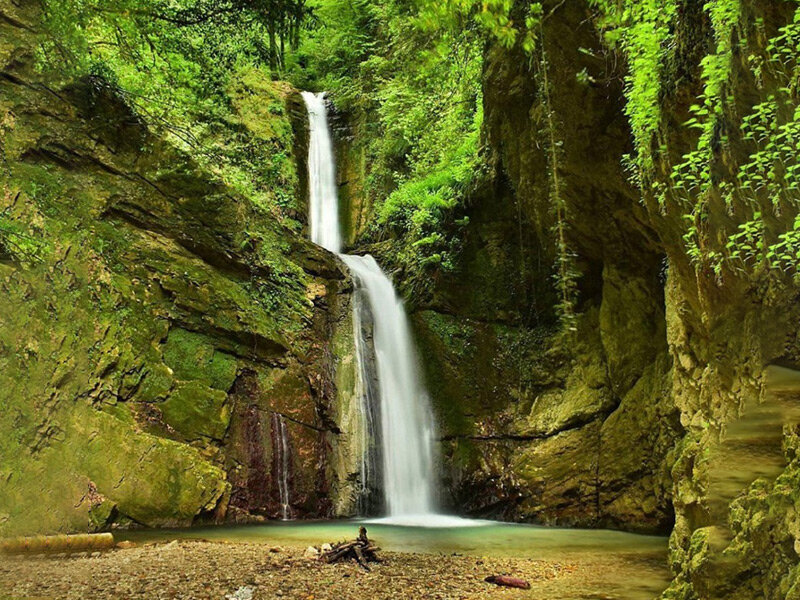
<box><xmin>330</xmin><ymin>0</ymin><xmax>680</xmax><ymax>533</ymax></box>
<box><xmin>448</xmin><ymin>0</ymin><xmax>800</xmax><ymax>596</ymax></box>
<box><xmin>416</xmin><ymin>0</ymin><xmax>681</xmax><ymax>534</ymax></box>
<box><xmin>4</xmin><ymin>0</ymin><xmax>800</xmax><ymax>596</ymax></box>
<box><xmin>0</xmin><ymin>0</ymin><xmax>363</xmax><ymax>535</ymax></box>
<box><xmin>334</xmin><ymin>1</ymin><xmax>800</xmax><ymax>597</ymax></box>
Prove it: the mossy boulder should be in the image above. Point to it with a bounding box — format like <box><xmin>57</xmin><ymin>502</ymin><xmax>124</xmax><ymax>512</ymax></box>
<box><xmin>77</xmin><ymin>408</ymin><xmax>229</xmax><ymax>527</ymax></box>
<box><xmin>162</xmin><ymin>328</ymin><xmax>238</xmax><ymax>391</ymax></box>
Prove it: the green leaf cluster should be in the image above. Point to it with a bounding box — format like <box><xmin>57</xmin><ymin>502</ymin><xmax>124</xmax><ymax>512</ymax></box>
<box><xmin>590</xmin><ymin>0</ymin><xmax>800</xmax><ymax>283</ymax></box>
<box><xmin>589</xmin><ymin>0</ymin><xmax>678</xmax><ymax>173</ymax></box>
<box><xmin>673</xmin><ymin>3</ymin><xmax>800</xmax><ymax>280</ymax></box>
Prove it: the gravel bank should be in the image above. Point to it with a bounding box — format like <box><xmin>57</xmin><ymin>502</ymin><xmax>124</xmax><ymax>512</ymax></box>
<box><xmin>0</xmin><ymin>539</ymin><xmax>664</xmax><ymax>599</ymax></box>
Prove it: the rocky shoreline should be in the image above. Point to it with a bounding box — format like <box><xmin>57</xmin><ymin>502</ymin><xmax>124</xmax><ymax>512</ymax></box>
<box><xmin>0</xmin><ymin>539</ymin><xmax>667</xmax><ymax>599</ymax></box>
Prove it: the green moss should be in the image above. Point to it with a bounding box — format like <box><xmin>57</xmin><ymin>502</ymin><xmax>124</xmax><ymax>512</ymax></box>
<box><xmin>78</xmin><ymin>408</ymin><xmax>229</xmax><ymax>527</ymax></box>
<box><xmin>414</xmin><ymin>309</ymin><xmax>561</xmax><ymax>442</ymax></box>
<box><xmin>160</xmin><ymin>381</ymin><xmax>231</xmax><ymax>441</ymax></box>
<box><xmin>162</xmin><ymin>328</ymin><xmax>238</xmax><ymax>392</ymax></box>
<box><xmin>136</xmin><ymin>363</ymin><xmax>175</xmax><ymax>403</ymax></box>
<box><xmin>213</xmin><ymin>70</ymin><xmax>302</xmax><ymax>218</ymax></box>
<box><xmin>417</xmin><ymin>310</ymin><xmax>477</xmax><ymax>361</ymax></box>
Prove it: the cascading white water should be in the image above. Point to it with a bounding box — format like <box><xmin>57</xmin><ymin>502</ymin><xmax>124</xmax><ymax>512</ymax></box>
<box><xmin>271</xmin><ymin>413</ymin><xmax>292</xmax><ymax>521</ymax></box>
<box><xmin>340</xmin><ymin>254</ymin><xmax>437</xmax><ymax>517</ymax></box>
<box><xmin>349</xmin><ymin>285</ymin><xmax>380</xmax><ymax>514</ymax></box>
<box><xmin>302</xmin><ymin>91</ymin><xmax>439</xmax><ymax>521</ymax></box>
<box><xmin>302</xmin><ymin>91</ymin><xmax>343</xmax><ymax>254</ymax></box>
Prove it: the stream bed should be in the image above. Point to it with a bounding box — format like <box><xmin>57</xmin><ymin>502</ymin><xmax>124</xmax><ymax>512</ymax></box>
<box><xmin>117</xmin><ymin>519</ymin><xmax>672</xmax><ymax>599</ymax></box>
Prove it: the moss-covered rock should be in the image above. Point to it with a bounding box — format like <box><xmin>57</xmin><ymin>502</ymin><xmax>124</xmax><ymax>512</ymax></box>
<box><xmin>0</xmin><ymin>0</ymin><xmax>355</xmax><ymax>535</ymax></box>
<box><xmin>160</xmin><ymin>382</ymin><xmax>231</xmax><ymax>441</ymax></box>
<box><xmin>78</xmin><ymin>408</ymin><xmax>230</xmax><ymax>527</ymax></box>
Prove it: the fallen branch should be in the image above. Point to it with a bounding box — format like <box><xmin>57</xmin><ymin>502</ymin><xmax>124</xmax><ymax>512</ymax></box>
<box><xmin>484</xmin><ymin>575</ymin><xmax>531</xmax><ymax>590</ymax></box>
<box><xmin>1</xmin><ymin>533</ymin><xmax>115</xmax><ymax>555</ymax></box>
<box><xmin>318</xmin><ymin>526</ymin><xmax>380</xmax><ymax>571</ymax></box>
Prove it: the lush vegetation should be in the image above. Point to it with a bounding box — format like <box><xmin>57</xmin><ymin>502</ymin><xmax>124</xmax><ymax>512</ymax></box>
<box><xmin>33</xmin><ymin>0</ymin><xmax>505</xmax><ymax>299</ymax></box>
<box><xmin>589</xmin><ymin>0</ymin><xmax>800</xmax><ymax>283</ymax></box>
<box><xmin>30</xmin><ymin>0</ymin><xmax>800</xmax><ymax>300</ymax></box>
<box><xmin>676</xmin><ymin>2</ymin><xmax>800</xmax><ymax>281</ymax></box>
<box><xmin>37</xmin><ymin>0</ymin><xmax>309</xmax><ymax>224</ymax></box>
<box><xmin>287</xmin><ymin>0</ymin><xmax>488</xmax><ymax>297</ymax></box>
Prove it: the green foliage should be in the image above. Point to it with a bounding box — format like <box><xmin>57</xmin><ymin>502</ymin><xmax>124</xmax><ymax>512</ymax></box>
<box><xmin>32</xmin><ymin>0</ymin><xmax>800</xmax><ymax>300</ymax></box>
<box><xmin>40</xmin><ymin>0</ymin><xmax>307</xmax><ymax>75</ymax></box>
<box><xmin>589</xmin><ymin>0</ymin><xmax>800</xmax><ymax>283</ymax></box>
<box><xmin>290</xmin><ymin>0</ymin><xmax>486</xmax><ymax>295</ymax></box>
<box><xmin>589</xmin><ymin>0</ymin><xmax>678</xmax><ymax>174</ymax></box>
<box><xmin>37</xmin><ymin>0</ymin><xmax>308</xmax><ymax>225</ymax></box>
<box><xmin>418</xmin><ymin>0</ymin><xmax>518</xmax><ymax>47</ymax></box>
<box><xmin>375</xmin><ymin>124</ymin><xmax>479</xmax><ymax>284</ymax></box>
<box><xmin>674</xmin><ymin>2</ymin><xmax>800</xmax><ymax>280</ymax></box>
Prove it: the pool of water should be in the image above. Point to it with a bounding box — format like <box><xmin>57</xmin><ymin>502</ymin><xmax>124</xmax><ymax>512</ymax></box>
<box><xmin>119</xmin><ymin>518</ymin><xmax>663</xmax><ymax>558</ymax></box>
<box><xmin>118</xmin><ymin>518</ymin><xmax>671</xmax><ymax>598</ymax></box>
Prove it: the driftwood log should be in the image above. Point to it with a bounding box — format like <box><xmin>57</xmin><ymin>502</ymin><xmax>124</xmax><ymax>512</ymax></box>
<box><xmin>321</xmin><ymin>526</ymin><xmax>380</xmax><ymax>571</ymax></box>
<box><xmin>484</xmin><ymin>575</ymin><xmax>531</xmax><ymax>589</ymax></box>
<box><xmin>0</xmin><ymin>533</ymin><xmax>115</xmax><ymax>555</ymax></box>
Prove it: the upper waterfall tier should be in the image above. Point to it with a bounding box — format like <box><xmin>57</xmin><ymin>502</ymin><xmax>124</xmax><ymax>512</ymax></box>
<box><xmin>302</xmin><ymin>91</ymin><xmax>343</xmax><ymax>254</ymax></box>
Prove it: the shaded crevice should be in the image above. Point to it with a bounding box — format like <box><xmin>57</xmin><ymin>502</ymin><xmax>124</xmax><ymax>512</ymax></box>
<box><xmin>106</xmin><ymin>206</ymin><xmax>265</xmax><ymax>282</ymax></box>
<box><xmin>0</xmin><ymin>9</ymin><xmax>35</xmax><ymax>30</ymax></box>
<box><xmin>439</xmin><ymin>409</ymin><xmax>611</xmax><ymax>443</ymax></box>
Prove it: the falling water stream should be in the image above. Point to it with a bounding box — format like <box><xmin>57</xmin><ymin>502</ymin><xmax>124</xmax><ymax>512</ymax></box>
<box><xmin>271</xmin><ymin>413</ymin><xmax>292</xmax><ymax>521</ymax></box>
<box><xmin>302</xmin><ymin>91</ymin><xmax>449</xmax><ymax>524</ymax></box>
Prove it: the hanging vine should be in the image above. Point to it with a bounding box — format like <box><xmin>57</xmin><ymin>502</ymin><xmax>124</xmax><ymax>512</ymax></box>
<box><xmin>672</xmin><ymin>0</ymin><xmax>800</xmax><ymax>281</ymax></box>
<box><xmin>588</xmin><ymin>0</ymin><xmax>800</xmax><ymax>283</ymax></box>
<box><xmin>519</xmin><ymin>3</ymin><xmax>579</xmax><ymax>331</ymax></box>
<box><xmin>537</xmin><ymin>23</ymin><xmax>578</xmax><ymax>330</ymax></box>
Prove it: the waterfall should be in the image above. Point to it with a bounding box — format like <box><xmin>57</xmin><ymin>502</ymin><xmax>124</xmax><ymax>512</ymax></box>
<box><xmin>303</xmin><ymin>91</ymin><xmax>343</xmax><ymax>254</ymax></box>
<box><xmin>341</xmin><ymin>254</ymin><xmax>437</xmax><ymax>517</ymax></box>
<box><xmin>271</xmin><ymin>413</ymin><xmax>292</xmax><ymax>521</ymax></box>
<box><xmin>349</xmin><ymin>289</ymin><xmax>382</xmax><ymax>515</ymax></box>
<box><xmin>302</xmin><ymin>91</ymin><xmax>439</xmax><ymax>521</ymax></box>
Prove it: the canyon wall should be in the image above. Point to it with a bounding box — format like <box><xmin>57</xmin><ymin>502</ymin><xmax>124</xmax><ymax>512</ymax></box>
<box><xmin>4</xmin><ymin>0</ymin><xmax>800</xmax><ymax>597</ymax></box>
<box><xmin>335</xmin><ymin>0</ymin><xmax>679</xmax><ymax>534</ymax></box>
<box><xmin>335</xmin><ymin>1</ymin><xmax>800</xmax><ymax>597</ymax></box>
<box><xmin>0</xmin><ymin>0</ymin><xmax>363</xmax><ymax>536</ymax></box>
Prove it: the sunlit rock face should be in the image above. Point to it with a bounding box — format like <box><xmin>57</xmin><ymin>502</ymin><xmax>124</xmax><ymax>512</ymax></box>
<box><xmin>0</xmin><ymin>0</ymin><xmax>360</xmax><ymax>535</ymax></box>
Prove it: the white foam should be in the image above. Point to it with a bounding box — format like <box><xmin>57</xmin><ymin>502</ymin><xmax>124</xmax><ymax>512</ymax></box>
<box><xmin>363</xmin><ymin>514</ymin><xmax>492</xmax><ymax>528</ymax></box>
